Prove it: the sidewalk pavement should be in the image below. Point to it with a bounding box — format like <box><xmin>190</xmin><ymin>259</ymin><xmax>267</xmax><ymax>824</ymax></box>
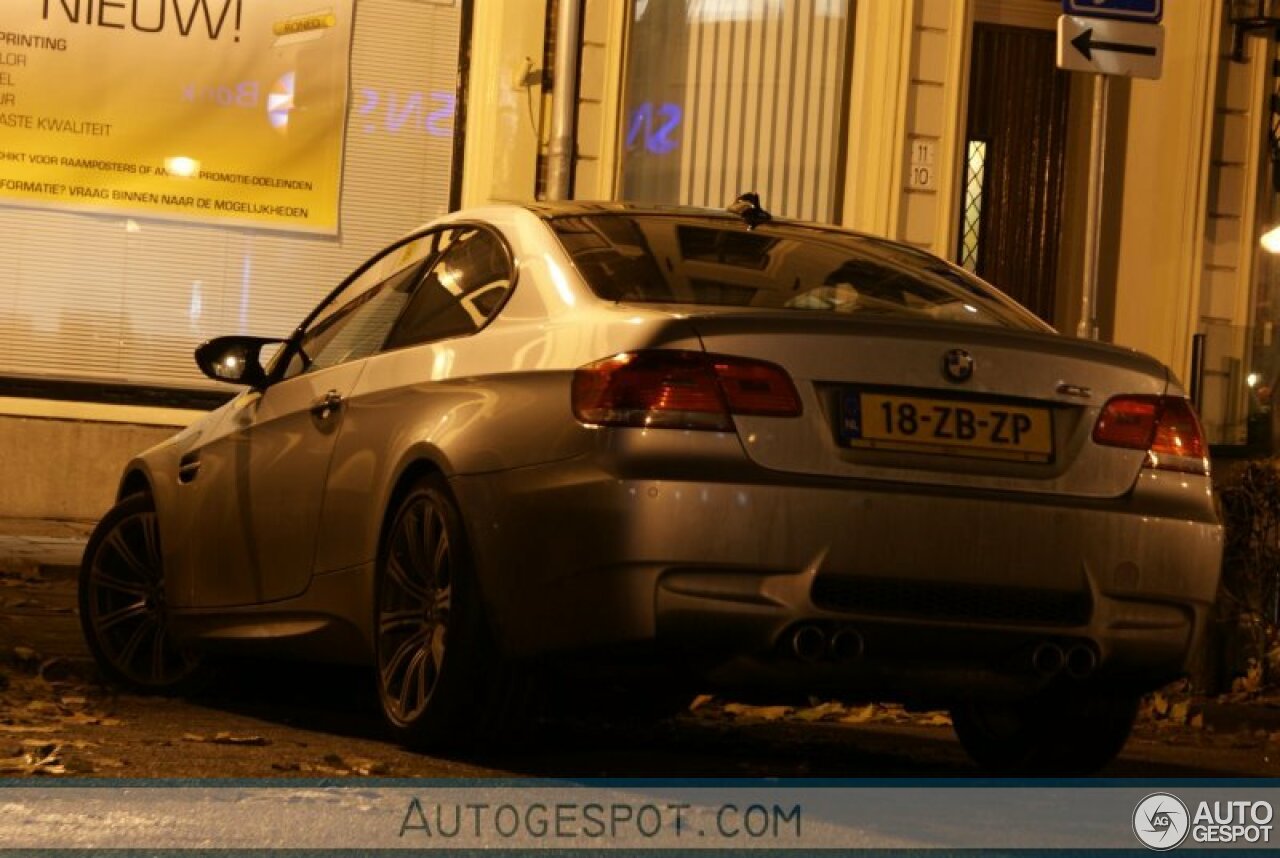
<box><xmin>0</xmin><ymin>517</ymin><xmax>94</xmax><ymax>577</ymax></box>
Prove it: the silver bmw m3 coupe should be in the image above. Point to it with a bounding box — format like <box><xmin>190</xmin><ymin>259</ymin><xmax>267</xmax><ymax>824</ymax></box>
<box><xmin>79</xmin><ymin>199</ymin><xmax>1222</xmax><ymax>774</ymax></box>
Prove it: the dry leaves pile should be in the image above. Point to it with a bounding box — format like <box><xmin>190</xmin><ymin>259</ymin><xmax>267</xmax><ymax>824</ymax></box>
<box><xmin>270</xmin><ymin>753</ymin><xmax>391</xmax><ymax>777</ymax></box>
<box><xmin>1140</xmin><ymin>686</ymin><xmax>1205</xmax><ymax>730</ymax></box>
<box><xmin>0</xmin><ymin>646</ymin><xmax>124</xmax><ymax>775</ymax></box>
<box><xmin>691</xmin><ymin>696</ymin><xmax>952</xmax><ymax>728</ymax></box>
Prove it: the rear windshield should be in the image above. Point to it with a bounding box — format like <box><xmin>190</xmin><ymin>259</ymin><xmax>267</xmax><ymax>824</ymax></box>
<box><xmin>549</xmin><ymin>214</ymin><xmax>1047</xmax><ymax>331</ymax></box>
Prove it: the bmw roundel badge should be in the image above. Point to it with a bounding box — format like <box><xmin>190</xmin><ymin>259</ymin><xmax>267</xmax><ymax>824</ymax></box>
<box><xmin>943</xmin><ymin>348</ymin><xmax>974</xmax><ymax>383</ymax></box>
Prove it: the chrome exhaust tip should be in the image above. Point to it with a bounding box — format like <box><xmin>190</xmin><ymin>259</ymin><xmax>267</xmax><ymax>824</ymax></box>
<box><xmin>791</xmin><ymin>625</ymin><xmax>827</xmax><ymax>662</ymax></box>
<box><xmin>1031</xmin><ymin>641</ymin><xmax>1065</xmax><ymax>676</ymax></box>
<box><xmin>828</xmin><ymin>628</ymin><xmax>864</xmax><ymax>660</ymax></box>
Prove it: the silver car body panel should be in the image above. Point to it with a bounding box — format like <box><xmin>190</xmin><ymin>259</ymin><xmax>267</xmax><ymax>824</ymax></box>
<box><xmin>115</xmin><ymin>204</ymin><xmax>1223</xmax><ymax>698</ymax></box>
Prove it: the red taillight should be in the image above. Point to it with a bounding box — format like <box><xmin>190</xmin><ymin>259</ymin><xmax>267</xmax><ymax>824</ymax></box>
<box><xmin>572</xmin><ymin>350</ymin><xmax>801</xmax><ymax>431</ymax></box>
<box><xmin>1092</xmin><ymin>395</ymin><xmax>1207</xmax><ymax>473</ymax></box>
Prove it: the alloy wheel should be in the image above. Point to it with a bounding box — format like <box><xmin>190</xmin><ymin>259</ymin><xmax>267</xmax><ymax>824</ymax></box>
<box><xmin>82</xmin><ymin>505</ymin><xmax>198</xmax><ymax>687</ymax></box>
<box><xmin>377</xmin><ymin>492</ymin><xmax>454</xmax><ymax>726</ymax></box>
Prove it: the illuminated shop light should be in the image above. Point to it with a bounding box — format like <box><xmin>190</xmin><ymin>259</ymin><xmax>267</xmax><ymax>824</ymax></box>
<box><xmin>1262</xmin><ymin>224</ymin><xmax>1280</xmax><ymax>254</ymax></box>
<box><xmin>165</xmin><ymin>157</ymin><xmax>200</xmax><ymax>178</ymax></box>
<box><xmin>268</xmin><ymin>72</ymin><xmax>297</xmax><ymax>131</ymax></box>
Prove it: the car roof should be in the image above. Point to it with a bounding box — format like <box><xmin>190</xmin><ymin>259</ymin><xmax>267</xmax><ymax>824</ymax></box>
<box><xmin>518</xmin><ymin>200</ymin><xmax>882</xmax><ymax>242</ymax></box>
<box><xmin>520</xmin><ymin>200</ymin><xmax>737</xmax><ymax>219</ymax></box>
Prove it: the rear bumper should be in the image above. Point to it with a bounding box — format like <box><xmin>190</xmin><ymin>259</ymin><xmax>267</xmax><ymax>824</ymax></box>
<box><xmin>452</xmin><ymin>438</ymin><xmax>1221</xmax><ymax>700</ymax></box>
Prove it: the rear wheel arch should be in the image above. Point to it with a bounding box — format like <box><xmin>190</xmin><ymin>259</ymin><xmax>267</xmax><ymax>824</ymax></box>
<box><xmin>375</xmin><ymin>453</ymin><xmax>507</xmax><ymax>653</ymax></box>
<box><xmin>379</xmin><ymin>457</ymin><xmax>449</xmax><ymax>563</ymax></box>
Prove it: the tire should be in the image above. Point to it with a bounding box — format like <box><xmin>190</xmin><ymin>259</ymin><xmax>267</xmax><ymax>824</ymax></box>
<box><xmin>374</xmin><ymin>474</ymin><xmax>520</xmax><ymax>749</ymax></box>
<box><xmin>79</xmin><ymin>493</ymin><xmax>204</xmax><ymax>692</ymax></box>
<box><xmin>950</xmin><ymin>691</ymin><xmax>1140</xmax><ymax>775</ymax></box>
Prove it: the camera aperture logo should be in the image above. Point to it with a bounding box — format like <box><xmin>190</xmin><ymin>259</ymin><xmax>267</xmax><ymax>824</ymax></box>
<box><xmin>1133</xmin><ymin>793</ymin><xmax>1189</xmax><ymax>851</ymax></box>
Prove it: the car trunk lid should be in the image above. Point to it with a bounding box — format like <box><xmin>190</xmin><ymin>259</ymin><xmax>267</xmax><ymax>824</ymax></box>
<box><xmin>674</xmin><ymin>310</ymin><xmax>1170</xmax><ymax>499</ymax></box>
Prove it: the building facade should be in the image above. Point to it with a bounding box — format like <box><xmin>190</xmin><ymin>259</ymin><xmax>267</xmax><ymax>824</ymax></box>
<box><xmin>0</xmin><ymin>0</ymin><xmax>1272</xmax><ymax>517</ymax></box>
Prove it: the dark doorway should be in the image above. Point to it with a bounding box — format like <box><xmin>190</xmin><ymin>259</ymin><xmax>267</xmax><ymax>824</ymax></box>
<box><xmin>959</xmin><ymin>24</ymin><xmax>1072</xmax><ymax>324</ymax></box>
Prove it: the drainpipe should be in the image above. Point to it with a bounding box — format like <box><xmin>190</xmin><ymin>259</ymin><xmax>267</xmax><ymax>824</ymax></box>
<box><xmin>544</xmin><ymin>0</ymin><xmax>582</xmax><ymax>201</ymax></box>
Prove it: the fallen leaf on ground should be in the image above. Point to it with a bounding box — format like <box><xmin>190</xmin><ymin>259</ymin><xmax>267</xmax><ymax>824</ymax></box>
<box><xmin>916</xmin><ymin>712</ymin><xmax>953</xmax><ymax>727</ymax></box>
<box><xmin>841</xmin><ymin>704</ymin><xmax>878</xmax><ymax>724</ymax></box>
<box><xmin>0</xmin><ymin>742</ymin><xmax>66</xmax><ymax>775</ymax></box>
<box><xmin>689</xmin><ymin>694</ymin><xmax>715</xmax><ymax>711</ymax></box>
<box><xmin>322</xmin><ymin>753</ymin><xmax>389</xmax><ymax>776</ymax></box>
<box><xmin>794</xmin><ymin>702</ymin><xmax>845</xmax><ymax>722</ymax></box>
<box><xmin>89</xmin><ymin>756</ymin><xmax>126</xmax><ymax>769</ymax></box>
<box><xmin>722</xmin><ymin>704</ymin><xmax>791</xmax><ymax>721</ymax></box>
<box><xmin>212</xmin><ymin>732</ymin><xmax>270</xmax><ymax>746</ymax></box>
<box><xmin>0</xmin><ymin>725</ymin><xmax>57</xmax><ymax>734</ymax></box>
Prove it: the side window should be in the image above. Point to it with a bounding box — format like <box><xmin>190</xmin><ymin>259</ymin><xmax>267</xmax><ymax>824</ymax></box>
<box><xmin>383</xmin><ymin>228</ymin><xmax>512</xmax><ymax>351</ymax></box>
<box><xmin>280</xmin><ymin>232</ymin><xmax>438</xmax><ymax>379</ymax></box>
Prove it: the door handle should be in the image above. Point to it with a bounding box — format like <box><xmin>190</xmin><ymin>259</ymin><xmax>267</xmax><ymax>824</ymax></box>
<box><xmin>178</xmin><ymin>454</ymin><xmax>201</xmax><ymax>484</ymax></box>
<box><xmin>310</xmin><ymin>389</ymin><xmax>345</xmax><ymax>420</ymax></box>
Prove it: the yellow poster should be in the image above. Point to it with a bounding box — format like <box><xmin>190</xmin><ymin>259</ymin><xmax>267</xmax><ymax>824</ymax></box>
<box><xmin>0</xmin><ymin>1</ymin><xmax>354</xmax><ymax>234</ymax></box>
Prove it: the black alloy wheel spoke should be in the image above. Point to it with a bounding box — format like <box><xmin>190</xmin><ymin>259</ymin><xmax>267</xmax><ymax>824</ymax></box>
<box><xmin>150</xmin><ymin>627</ymin><xmax>168</xmax><ymax>682</ymax></box>
<box><xmin>429</xmin><ymin>624</ymin><xmax>446</xmax><ymax>672</ymax></box>
<box><xmin>424</xmin><ymin>507</ymin><xmax>445</xmax><ymax>581</ymax></box>
<box><xmin>402</xmin><ymin>505</ymin><xmax>431</xmax><ymax>583</ymax></box>
<box><xmin>385</xmin><ymin>553</ymin><xmax>428</xmax><ymax>603</ymax></box>
<box><xmin>138</xmin><ymin>512</ymin><xmax>162</xmax><ymax>570</ymax></box>
<box><xmin>105</xmin><ymin>527</ymin><xmax>155</xmax><ymax>585</ymax></box>
<box><xmin>92</xmin><ymin>569</ymin><xmax>149</xmax><ymax>598</ymax></box>
<box><xmin>430</xmin><ymin>527</ymin><xmax>449</xmax><ymax>588</ymax></box>
<box><xmin>433</xmin><ymin>584</ymin><xmax>452</xmax><ymax>617</ymax></box>
<box><xmin>115</xmin><ymin>614</ymin><xmax>159</xmax><ymax>668</ymax></box>
<box><xmin>96</xmin><ymin>600</ymin><xmax>150</xmax><ymax>632</ymax></box>
<box><xmin>382</xmin><ymin>627</ymin><xmax>431</xmax><ymax>689</ymax></box>
<box><xmin>398</xmin><ymin>645</ymin><xmax>430</xmax><ymax>714</ymax></box>
<box><xmin>378</xmin><ymin>608</ymin><xmax>424</xmax><ymax>635</ymax></box>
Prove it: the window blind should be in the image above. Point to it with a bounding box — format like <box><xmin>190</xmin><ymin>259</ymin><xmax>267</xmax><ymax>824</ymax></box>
<box><xmin>0</xmin><ymin>0</ymin><xmax>463</xmax><ymax>391</ymax></box>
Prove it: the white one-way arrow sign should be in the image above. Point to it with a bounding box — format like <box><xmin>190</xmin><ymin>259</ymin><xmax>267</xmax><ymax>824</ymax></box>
<box><xmin>1056</xmin><ymin>15</ymin><xmax>1164</xmax><ymax>80</ymax></box>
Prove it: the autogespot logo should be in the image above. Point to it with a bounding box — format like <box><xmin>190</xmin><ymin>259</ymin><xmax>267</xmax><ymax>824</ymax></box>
<box><xmin>1133</xmin><ymin>793</ymin><xmax>1190</xmax><ymax>851</ymax></box>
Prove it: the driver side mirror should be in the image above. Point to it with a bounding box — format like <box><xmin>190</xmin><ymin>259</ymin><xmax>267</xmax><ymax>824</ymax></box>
<box><xmin>194</xmin><ymin>336</ymin><xmax>284</xmax><ymax>388</ymax></box>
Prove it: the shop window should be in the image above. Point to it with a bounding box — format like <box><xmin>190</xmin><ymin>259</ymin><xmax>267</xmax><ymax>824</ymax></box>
<box><xmin>0</xmin><ymin>0</ymin><xmax>464</xmax><ymax>393</ymax></box>
<box><xmin>619</xmin><ymin>0</ymin><xmax>854</xmax><ymax>223</ymax></box>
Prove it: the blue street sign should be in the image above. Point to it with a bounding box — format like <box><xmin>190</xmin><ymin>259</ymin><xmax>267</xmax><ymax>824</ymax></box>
<box><xmin>1062</xmin><ymin>0</ymin><xmax>1162</xmax><ymax>24</ymax></box>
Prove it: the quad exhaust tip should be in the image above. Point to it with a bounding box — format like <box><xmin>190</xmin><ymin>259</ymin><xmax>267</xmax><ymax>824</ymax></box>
<box><xmin>791</xmin><ymin>625</ymin><xmax>827</xmax><ymax>662</ymax></box>
<box><xmin>829</xmin><ymin>628</ymin><xmax>865</xmax><ymax>661</ymax></box>
<box><xmin>789</xmin><ymin>625</ymin><xmax>864</xmax><ymax>662</ymax></box>
<box><xmin>1031</xmin><ymin>641</ymin><xmax>1099</xmax><ymax>679</ymax></box>
<box><xmin>1066</xmin><ymin>644</ymin><xmax>1098</xmax><ymax>679</ymax></box>
<box><xmin>1031</xmin><ymin>641</ymin><xmax>1065</xmax><ymax>676</ymax></box>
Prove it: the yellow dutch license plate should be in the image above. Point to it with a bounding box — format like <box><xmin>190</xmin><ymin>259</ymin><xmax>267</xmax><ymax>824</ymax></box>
<box><xmin>841</xmin><ymin>391</ymin><xmax>1054</xmax><ymax>462</ymax></box>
